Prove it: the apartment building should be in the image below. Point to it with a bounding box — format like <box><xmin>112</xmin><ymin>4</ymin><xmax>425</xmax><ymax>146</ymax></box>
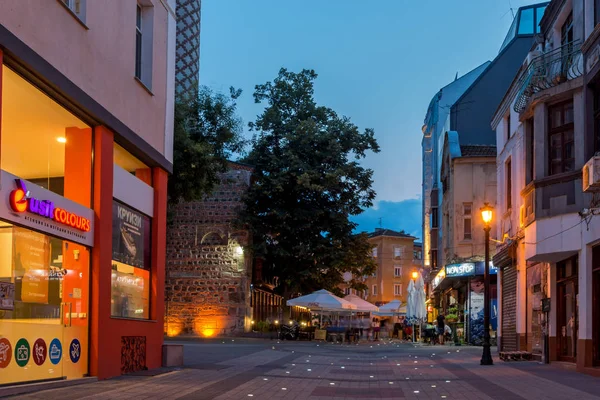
<box><xmin>492</xmin><ymin>0</ymin><xmax>600</xmax><ymax>374</ymax></box>
<box><xmin>354</xmin><ymin>229</ymin><xmax>419</xmax><ymax>306</ymax></box>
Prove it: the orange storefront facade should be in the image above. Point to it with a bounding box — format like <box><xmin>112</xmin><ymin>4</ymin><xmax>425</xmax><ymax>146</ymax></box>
<box><xmin>0</xmin><ymin>1</ymin><xmax>173</xmax><ymax>385</ymax></box>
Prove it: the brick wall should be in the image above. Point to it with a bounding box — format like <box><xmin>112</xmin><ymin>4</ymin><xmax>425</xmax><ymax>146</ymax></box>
<box><xmin>165</xmin><ymin>164</ymin><xmax>253</xmax><ymax>337</ymax></box>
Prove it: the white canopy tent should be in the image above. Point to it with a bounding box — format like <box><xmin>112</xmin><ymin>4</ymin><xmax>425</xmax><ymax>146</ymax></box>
<box><xmin>343</xmin><ymin>294</ymin><xmax>379</xmax><ymax>312</ymax></box>
<box><xmin>375</xmin><ymin>300</ymin><xmax>406</xmax><ymax>316</ymax></box>
<box><xmin>287</xmin><ymin>289</ymin><xmax>357</xmax><ymax>311</ymax></box>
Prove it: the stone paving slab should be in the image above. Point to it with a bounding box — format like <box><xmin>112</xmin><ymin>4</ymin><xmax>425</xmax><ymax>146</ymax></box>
<box><xmin>6</xmin><ymin>341</ymin><xmax>600</xmax><ymax>400</ymax></box>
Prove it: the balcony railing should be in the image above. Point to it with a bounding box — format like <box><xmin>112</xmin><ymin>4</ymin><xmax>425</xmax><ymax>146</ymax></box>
<box><xmin>514</xmin><ymin>41</ymin><xmax>583</xmax><ymax>113</ymax></box>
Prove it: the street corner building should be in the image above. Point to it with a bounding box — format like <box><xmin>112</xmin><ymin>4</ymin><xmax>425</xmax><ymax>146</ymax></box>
<box><xmin>491</xmin><ymin>0</ymin><xmax>600</xmax><ymax>375</ymax></box>
<box><xmin>0</xmin><ymin>0</ymin><xmax>176</xmax><ymax>384</ymax></box>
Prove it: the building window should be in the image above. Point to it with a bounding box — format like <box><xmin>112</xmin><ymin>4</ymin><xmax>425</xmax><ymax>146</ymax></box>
<box><xmin>596</xmin><ymin>0</ymin><xmax>600</xmax><ymax>27</ymax></box>
<box><xmin>431</xmin><ymin>208</ymin><xmax>439</xmax><ymax>228</ymax></box>
<box><xmin>431</xmin><ymin>250</ymin><xmax>438</xmax><ymax>269</ymax></box>
<box><xmin>526</xmin><ymin>117</ymin><xmax>535</xmax><ymax>183</ymax></box>
<box><xmin>372</xmin><ymin>285</ymin><xmax>377</xmax><ymax>296</ymax></box>
<box><xmin>60</xmin><ymin>0</ymin><xmax>86</xmax><ymax>23</ymax></box>
<box><xmin>344</xmin><ymin>287</ymin><xmax>350</xmax><ymax>295</ymax></box>
<box><xmin>505</xmin><ymin>114</ymin><xmax>511</xmax><ymax>142</ymax></box>
<box><xmin>394</xmin><ymin>284</ymin><xmax>402</xmax><ymax>296</ymax></box>
<box><xmin>394</xmin><ymin>246</ymin><xmax>403</xmax><ymax>259</ymax></box>
<box><xmin>372</xmin><ymin>246</ymin><xmax>378</xmax><ymax>258</ymax></box>
<box><xmin>135</xmin><ymin>4</ymin><xmax>143</xmax><ymax>80</ymax></box>
<box><xmin>548</xmin><ymin>101</ymin><xmax>574</xmax><ymax>175</ymax></box>
<box><xmin>111</xmin><ymin>201</ymin><xmax>152</xmax><ymax>319</ymax></box>
<box><xmin>506</xmin><ymin>158</ymin><xmax>512</xmax><ymax>211</ymax></box>
<box><xmin>394</xmin><ymin>266</ymin><xmax>402</xmax><ymax>277</ymax></box>
<box><xmin>135</xmin><ymin>3</ymin><xmax>154</xmax><ymax>89</ymax></box>
<box><xmin>594</xmin><ymin>85</ymin><xmax>600</xmax><ymax>154</ymax></box>
<box><xmin>463</xmin><ymin>203</ymin><xmax>472</xmax><ymax>240</ymax></box>
<box><xmin>561</xmin><ymin>12</ymin><xmax>574</xmax><ymax>46</ymax></box>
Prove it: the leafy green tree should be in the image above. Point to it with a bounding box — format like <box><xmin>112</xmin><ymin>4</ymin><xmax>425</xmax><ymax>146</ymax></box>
<box><xmin>240</xmin><ymin>68</ymin><xmax>380</xmax><ymax>297</ymax></box>
<box><xmin>168</xmin><ymin>86</ymin><xmax>245</xmax><ymax>206</ymax></box>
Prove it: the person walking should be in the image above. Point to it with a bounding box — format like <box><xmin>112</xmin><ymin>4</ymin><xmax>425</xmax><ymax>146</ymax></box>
<box><xmin>437</xmin><ymin>313</ymin><xmax>446</xmax><ymax>345</ymax></box>
<box><xmin>371</xmin><ymin>318</ymin><xmax>380</xmax><ymax>341</ymax></box>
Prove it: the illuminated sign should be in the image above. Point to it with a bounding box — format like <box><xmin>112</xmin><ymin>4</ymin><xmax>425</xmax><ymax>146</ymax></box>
<box><xmin>431</xmin><ymin>268</ymin><xmax>445</xmax><ymax>290</ymax></box>
<box><xmin>446</xmin><ymin>263</ymin><xmax>475</xmax><ymax>277</ymax></box>
<box><xmin>0</xmin><ymin>170</ymin><xmax>94</xmax><ymax>246</ymax></box>
<box><xmin>475</xmin><ymin>261</ymin><xmax>498</xmax><ymax>275</ymax></box>
<box><xmin>9</xmin><ymin>179</ymin><xmax>91</xmax><ymax>232</ymax></box>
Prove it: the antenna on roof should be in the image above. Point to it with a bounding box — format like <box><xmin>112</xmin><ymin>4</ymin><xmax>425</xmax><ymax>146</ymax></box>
<box><xmin>508</xmin><ymin>0</ymin><xmax>515</xmax><ymax>18</ymax></box>
<box><xmin>454</xmin><ymin>72</ymin><xmax>459</xmax><ymax>81</ymax></box>
<box><xmin>378</xmin><ymin>217</ymin><xmax>383</xmax><ymax>229</ymax></box>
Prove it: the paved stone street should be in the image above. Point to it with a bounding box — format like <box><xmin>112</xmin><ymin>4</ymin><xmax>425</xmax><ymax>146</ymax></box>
<box><xmin>7</xmin><ymin>339</ymin><xmax>600</xmax><ymax>400</ymax></box>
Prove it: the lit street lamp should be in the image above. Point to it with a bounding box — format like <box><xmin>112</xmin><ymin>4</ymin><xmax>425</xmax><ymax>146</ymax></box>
<box><xmin>480</xmin><ymin>202</ymin><xmax>494</xmax><ymax>366</ymax></box>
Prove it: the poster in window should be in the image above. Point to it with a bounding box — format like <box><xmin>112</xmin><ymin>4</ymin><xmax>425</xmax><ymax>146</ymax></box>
<box><xmin>0</xmin><ymin>281</ymin><xmax>15</xmax><ymax>310</ymax></box>
<box><xmin>13</xmin><ymin>227</ymin><xmax>49</xmax><ymax>303</ymax></box>
<box><xmin>112</xmin><ymin>202</ymin><xmax>150</xmax><ymax>269</ymax></box>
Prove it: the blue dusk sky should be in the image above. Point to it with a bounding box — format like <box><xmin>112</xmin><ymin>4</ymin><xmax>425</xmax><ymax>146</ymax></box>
<box><xmin>199</xmin><ymin>0</ymin><xmax>541</xmax><ymax>240</ymax></box>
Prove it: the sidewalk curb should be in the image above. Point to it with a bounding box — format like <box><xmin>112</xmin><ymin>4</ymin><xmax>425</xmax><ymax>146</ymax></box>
<box><xmin>0</xmin><ymin>376</ymin><xmax>97</xmax><ymax>398</ymax></box>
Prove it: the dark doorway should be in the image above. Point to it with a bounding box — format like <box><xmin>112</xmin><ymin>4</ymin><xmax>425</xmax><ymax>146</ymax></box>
<box><xmin>557</xmin><ymin>256</ymin><xmax>578</xmax><ymax>362</ymax></box>
<box><xmin>593</xmin><ymin>246</ymin><xmax>600</xmax><ymax>366</ymax></box>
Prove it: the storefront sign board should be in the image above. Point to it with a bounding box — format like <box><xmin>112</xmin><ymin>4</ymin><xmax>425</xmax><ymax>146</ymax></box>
<box><xmin>445</xmin><ymin>263</ymin><xmax>475</xmax><ymax>277</ymax></box>
<box><xmin>474</xmin><ymin>261</ymin><xmax>498</xmax><ymax>276</ymax></box>
<box><xmin>431</xmin><ymin>268</ymin><xmax>445</xmax><ymax>290</ymax></box>
<box><xmin>0</xmin><ymin>171</ymin><xmax>94</xmax><ymax>246</ymax></box>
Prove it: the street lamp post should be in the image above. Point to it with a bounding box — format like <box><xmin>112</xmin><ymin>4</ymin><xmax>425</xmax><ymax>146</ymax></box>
<box><xmin>480</xmin><ymin>203</ymin><xmax>494</xmax><ymax>366</ymax></box>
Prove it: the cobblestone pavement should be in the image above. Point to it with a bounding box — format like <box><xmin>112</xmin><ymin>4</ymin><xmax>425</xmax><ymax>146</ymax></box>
<box><xmin>8</xmin><ymin>339</ymin><xmax>600</xmax><ymax>400</ymax></box>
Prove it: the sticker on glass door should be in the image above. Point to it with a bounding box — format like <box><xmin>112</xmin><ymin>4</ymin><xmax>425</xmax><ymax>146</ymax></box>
<box><xmin>69</xmin><ymin>339</ymin><xmax>80</xmax><ymax>363</ymax></box>
<box><xmin>49</xmin><ymin>338</ymin><xmax>62</xmax><ymax>365</ymax></box>
<box><xmin>33</xmin><ymin>338</ymin><xmax>47</xmax><ymax>366</ymax></box>
<box><xmin>0</xmin><ymin>338</ymin><xmax>12</xmax><ymax>368</ymax></box>
<box><xmin>15</xmin><ymin>338</ymin><xmax>30</xmax><ymax>367</ymax></box>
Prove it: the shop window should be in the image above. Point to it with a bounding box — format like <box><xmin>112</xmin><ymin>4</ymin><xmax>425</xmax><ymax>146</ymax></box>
<box><xmin>1</xmin><ymin>66</ymin><xmax>92</xmax><ymax>207</ymax></box>
<box><xmin>0</xmin><ymin>222</ymin><xmax>90</xmax><ymax>384</ymax></box>
<box><xmin>526</xmin><ymin>263</ymin><xmax>544</xmax><ymax>355</ymax></box>
<box><xmin>114</xmin><ymin>143</ymin><xmax>152</xmax><ymax>185</ymax></box>
<box><xmin>111</xmin><ymin>201</ymin><xmax>151</xmax><ymax>319</ymax></box>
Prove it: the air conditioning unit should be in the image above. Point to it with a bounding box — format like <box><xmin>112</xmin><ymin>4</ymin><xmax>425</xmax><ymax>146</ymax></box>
<box><xmin>583</xmin><ymin>156</ymin><xmax>600</xmax><ymax>192</ymax></box>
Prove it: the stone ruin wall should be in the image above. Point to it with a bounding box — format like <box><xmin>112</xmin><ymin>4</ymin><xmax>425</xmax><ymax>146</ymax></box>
<box><xmin>165</xmin><ymin>165</ymin><xmax>252</xmax><ymax>337</ymax></box>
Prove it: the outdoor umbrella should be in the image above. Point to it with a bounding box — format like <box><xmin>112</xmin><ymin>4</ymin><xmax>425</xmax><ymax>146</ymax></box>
<box><xmin>344</xmin><ymin>294</ymin><xmax>379</xmax><ymax>312</ymax></box>
<box><xmin>406</xmin><ymin>279</ymin><xmax>416</xmax><ymax>320</ymax></box>
<box><xmin>414</xmin><ymin>274</ymin><xmax>427</xmax><ymax>321</ymax></box>
<box><xmin>286</xmin><ymin>289</ymin><xmax>357</xmax><ymax>311</ymax></box>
